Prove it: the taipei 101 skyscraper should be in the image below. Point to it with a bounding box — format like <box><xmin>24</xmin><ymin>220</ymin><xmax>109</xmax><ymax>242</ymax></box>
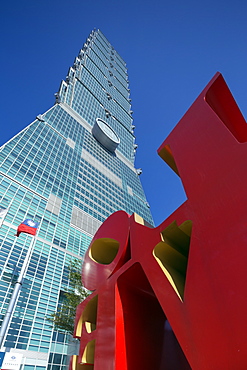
<box><xmin>0</xmin><ymin>29</ymin><xmax>153</xmax><ymax>369</ymax></box>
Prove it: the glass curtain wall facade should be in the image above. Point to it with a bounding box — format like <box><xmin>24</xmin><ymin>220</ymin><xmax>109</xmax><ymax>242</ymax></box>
<box><xmin>0</xmin><ymin>29</ymin><xmax>153</xmax><ymax>369</ymax></box>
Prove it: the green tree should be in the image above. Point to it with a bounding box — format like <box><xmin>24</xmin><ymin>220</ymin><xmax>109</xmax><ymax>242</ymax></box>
<box><xmin>47</xmin><ymin>259</ymin><xmax>90</xmax><ymax>334</ymax></box>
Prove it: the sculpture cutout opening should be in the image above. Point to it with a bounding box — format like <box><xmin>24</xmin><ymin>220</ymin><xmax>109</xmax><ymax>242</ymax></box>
<box><xmin>75</xmin><ymin>295</ymin><xmax>98</xmax><ymax>337</ymax></box>
<box><xmin>153</xmin><ymin>220</ymin><xmax>192</xmax><ymax>300</ymax></box>
<box><xmin>81</xmin><ymin>339</ymin><xmax>95</xmax><ymax>366</ymax></box>
<box><xmin>89</xmin><ymin>238</ymin><xmax>120</xmax><ymax>264</ymax></box>
<box><xmin>158</xmin><ymin>144</ymin><xmax>180</xmax><ymax>176</ymax></box>
<box><xmin>116</xmin><ymin>263</ymin><xmax>191</xmax><ymax>369</ymax></box>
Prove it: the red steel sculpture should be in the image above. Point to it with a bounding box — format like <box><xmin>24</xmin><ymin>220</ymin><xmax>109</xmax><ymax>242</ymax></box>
<box><xmin>70</xmin><ymin>72</ymin><xmax>247</xmax><ymax>369</ymax></box>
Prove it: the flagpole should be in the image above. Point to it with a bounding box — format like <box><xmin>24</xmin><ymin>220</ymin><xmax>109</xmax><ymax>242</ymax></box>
<box><xmin>0</xmin><ymin>235</ymin><xmax>36</xmax><ymax>349</ymax></box>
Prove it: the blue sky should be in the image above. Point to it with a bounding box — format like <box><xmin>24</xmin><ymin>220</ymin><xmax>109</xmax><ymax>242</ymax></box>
<box><xmin>1</xmin><ymin>0</ymin><xmax>247</xmax><ymax>226</ymax></box>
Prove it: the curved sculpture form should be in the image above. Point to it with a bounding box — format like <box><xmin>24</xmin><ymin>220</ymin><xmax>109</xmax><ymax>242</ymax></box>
<box><xmin>70</xmin><ymin>73</ymin><xmax>247</xmax><ymax>369</ymax></box>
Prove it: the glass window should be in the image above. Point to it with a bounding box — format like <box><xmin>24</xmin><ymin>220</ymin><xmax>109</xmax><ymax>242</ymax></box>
<box><xmin>16</xmin><ymin>343</ymin><xmax>27</xmax><ymax>349</ymax></box>
<box><xmin>53</xmin><ymin>354</ymin><xmax>62</xmax><ymax>364</ymax></box>
<box><xmin>18</xmin><ymin>337</ymin><xmax>28</xmax><ymax>343</ymax></box>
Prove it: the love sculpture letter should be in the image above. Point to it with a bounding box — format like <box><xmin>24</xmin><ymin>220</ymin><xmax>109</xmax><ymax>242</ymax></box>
<box><xmin>70</xmin><ymin>73</ymin><xmax>247</xmax><ymax>369</ymax></box>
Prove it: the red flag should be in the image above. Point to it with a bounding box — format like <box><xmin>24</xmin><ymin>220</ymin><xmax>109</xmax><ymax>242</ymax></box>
<box><xmin>16</xmin><ymin>219</ymin><xmax>39</xmax><ymax>237</ymax></box>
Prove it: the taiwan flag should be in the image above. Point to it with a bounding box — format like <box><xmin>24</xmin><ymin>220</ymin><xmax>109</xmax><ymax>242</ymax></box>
<box><xmin>16</xmin><ymin>219</ymin><xmax>39</xmax><ymax>237</ymax></box>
